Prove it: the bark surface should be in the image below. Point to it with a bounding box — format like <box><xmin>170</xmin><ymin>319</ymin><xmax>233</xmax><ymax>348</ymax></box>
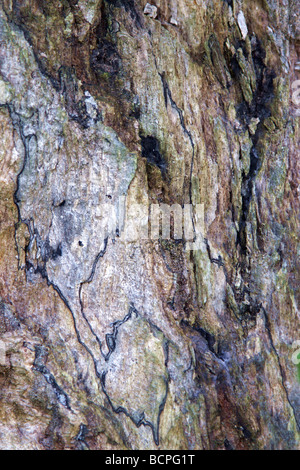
<box><xmin>0</xmin><ymin>0</ymin><xmax>299</xmax><ymax>450</ymax></box>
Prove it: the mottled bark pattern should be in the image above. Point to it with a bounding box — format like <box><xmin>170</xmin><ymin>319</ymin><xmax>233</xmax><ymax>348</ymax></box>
<box><xmin>0</xmin><ymin>0</ymin><xmax>299</xmax><ymax>450</ymax></box>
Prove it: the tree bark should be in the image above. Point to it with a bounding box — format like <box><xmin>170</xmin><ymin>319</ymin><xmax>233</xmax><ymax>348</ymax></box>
<box><xmin>0</xmin><ymin>0</ymin><xmax>299</xmax><ymax>450</ymax></box>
